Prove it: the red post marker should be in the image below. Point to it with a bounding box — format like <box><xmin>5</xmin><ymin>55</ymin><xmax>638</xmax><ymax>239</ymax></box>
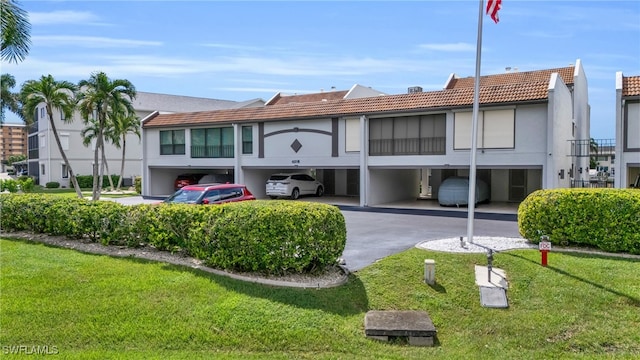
<box><xmin>539</xmin><ymin>240</ymin><xmax>551</xmax><ymax>267</ymax></box>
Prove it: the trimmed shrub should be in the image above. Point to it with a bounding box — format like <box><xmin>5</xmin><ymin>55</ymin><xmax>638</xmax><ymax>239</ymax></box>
<box><xmin>75</xmin><ymin>175</ymin><xmax>121</xmax><ymax>189</ymax></box>
<box><xmin>17</xmin><ymin>177</ymin><xmax>35</xmax><ymax>192</ymax></box>
<box><xmin>0</xmin><ymin>179</ymin><xmax>19</xmax><ymax>193</ymax></box>
<box><xmin>518</xmin><ymin>188</ymin><xmax>640</xmax><ymax>254</ymax></box>
<box><xmin>45</xmin><ymin>182</ymin><xmax>60</xmax><ymax>189</ymax></box>
<box><xmin>0</xmin><ymin>194</ymin><xmax>347</xmax><ymax>275</ymax></box>
<box><xmin>186</xmin><ymin>200</ymin><xmax>347</xmax><ymax>275</ymax></box>
<box><xmin>134</xmin><ymin>176</ymin><xmax>141</xmax><ymax>194</ymax></box>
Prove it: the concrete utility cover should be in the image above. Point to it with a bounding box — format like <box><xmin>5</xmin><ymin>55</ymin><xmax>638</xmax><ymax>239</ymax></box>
<box><xmin>364</xmin><ymin>310</ymin><xmax>437</xmax><ymax>338</ymax></box>
<box><xmin>479</xmin><ymin>286</ymin><xmax>508</xmax><ymax>308</ymax></box>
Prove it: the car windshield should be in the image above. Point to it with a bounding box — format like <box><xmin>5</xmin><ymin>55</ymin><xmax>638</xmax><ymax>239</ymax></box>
<box><xmin>164</xmin><ymin>189</ymin><xmax>204</xmax><ymax>204</ymax></box>
<box><xmin>268</xmin><ymin>175</ymin><xmax>290</xmax><ymax>181</ymax></box>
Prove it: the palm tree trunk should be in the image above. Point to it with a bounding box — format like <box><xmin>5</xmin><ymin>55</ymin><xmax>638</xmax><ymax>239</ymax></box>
<box><xmin>116</xmin><ymin>137</ymin><xmax>126</xmax><ymax>191</ymax></box>
<box><xmin>46</xmin><ymin>106</ymin><xmax>83</xmax><ymax>198</ymax></box>
<box><xmin>102</xmin><ymin>148</ymin><xmax>115</xmax><ymax>191</ymax></box>
<box><xmin>91</xmin><ymin>119</ymin><xmax>103</xmax><ymax>201</ymax></box>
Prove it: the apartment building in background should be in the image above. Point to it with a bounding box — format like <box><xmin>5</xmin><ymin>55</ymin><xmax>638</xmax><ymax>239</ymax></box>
<box><xmin>0</xmin><ymin>123</ymin><xmax>28</xmax><ymax>171</ymax></box>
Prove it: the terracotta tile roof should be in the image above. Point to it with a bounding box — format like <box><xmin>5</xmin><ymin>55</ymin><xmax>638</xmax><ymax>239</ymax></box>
<box><xmin>446</xmin><ymin>66</ymin><xmax>575</xmax><ymax>89</ymax></box>
<box><xmin>622</xmin><ymin>75</ymin><xmax>640</xmax><ymax>97</ymax></box>
<box><xmin>266</xmin><ymin>90</ymin><xmax>349</xmax><ymax>105</ymax></box>
<box><xmin>144</xmin><ymin>81</ymin><xmax>550</xmax><ymax>128</ymax></box>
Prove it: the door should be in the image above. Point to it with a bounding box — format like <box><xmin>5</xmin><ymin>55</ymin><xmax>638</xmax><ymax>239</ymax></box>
<box><xmin>509</xmin><ymin>169</ymin><xmax>527</xmax><ymax>202</ymax></box>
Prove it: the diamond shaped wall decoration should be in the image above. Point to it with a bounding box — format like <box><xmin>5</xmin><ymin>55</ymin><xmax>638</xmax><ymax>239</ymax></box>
<box><xmin>291</xmin><ymin>139</ymin><xmax>302</xmax><ymax>153</ymax></box>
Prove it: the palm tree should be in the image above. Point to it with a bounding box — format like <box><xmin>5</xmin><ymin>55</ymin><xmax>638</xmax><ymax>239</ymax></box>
<box><xmin>1</xmin><ymin>0</ymin><xmax>31</xmax><ymax>63</ymax></box>
<box><xmin>1</xmin><ymin>73</ymin><xmax>21</xmax><ymax>123</ymax></box>
<box><xmin>20</xmin><ymin>75</ymin><xmax>83</xmax><ymax>198</ymax></box>
<box><xmin>77</xmin><ymin>71</ymin><xmax>136</xmax><ymax>201</ymax></box>
<box><xmin>111</xmin><ymin>110</ymin><xmax>141</xmax><ymax>191</ymax></box>
<box><xmin>80</xmin><ymin>118</ymin><xmax>117</xmax><ymax>192</ymax></box>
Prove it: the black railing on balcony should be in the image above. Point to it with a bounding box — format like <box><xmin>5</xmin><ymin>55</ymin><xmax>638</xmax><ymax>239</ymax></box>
<box><xmin>369</xmin><ymin>137</ymin><xmax>445</xmax><ymax>156</ymax></box>
<box><xmin>191</xmin><ymin>145</ymin><xmax>234</xmax><ymax>158</ymax></box>
<box><xmin>28</xmin><ymin>149</ymin><xmax>39</xmax><ymax>159</ymax></box>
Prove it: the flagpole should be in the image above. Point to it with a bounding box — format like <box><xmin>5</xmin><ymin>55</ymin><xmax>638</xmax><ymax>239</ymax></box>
<box><xmin>465</xmin><ymin>0</ymin><xmax>485</xmax><ymax>246</ymax></box>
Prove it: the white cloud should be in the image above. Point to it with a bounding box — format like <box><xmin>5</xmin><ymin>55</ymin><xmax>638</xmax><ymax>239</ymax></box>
<box><xmin>418</xmin><ymin>43</ymin><xmax>476</xmax><ymax>52</ymax></box>
<box><xmin>32</xmin><ymin>36</ymin><xmax>162</xmax><ymax>48</ymax></box>
<box><xmin>29</xmin><ymin>11</ymin><xmax>102</xmax><ymax>25</ymax></box>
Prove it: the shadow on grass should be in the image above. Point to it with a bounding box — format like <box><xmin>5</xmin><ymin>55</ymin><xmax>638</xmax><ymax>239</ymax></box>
<box><xmin>160</xmin><ymin>263</ymin><xmax>370</xmax><ymax>316</ymax></box>
<box><xmin>502</xmin><ymin>251</ymin><xmax>640</xmax><ymax>307</ymax></box>
<box><xmin>4</xmin><ymin>236</ymin><xmax>370</xmax><ymax>316</ymax></box>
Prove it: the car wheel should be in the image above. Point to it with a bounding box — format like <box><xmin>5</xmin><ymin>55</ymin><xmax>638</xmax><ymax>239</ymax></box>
<box><xmin>291</xmin><ymin>188</ymin><xmax>300</xmax><ymax>200</ymax></box>
<box><xmin>316</xmin><ymin>186</ymin><xmax>324</xmax><ymax>197</ymax></box>
<box><xmin>269</xmin><ymin>196</ymin><xmax>277</xmax><ymax>199</ymax></box>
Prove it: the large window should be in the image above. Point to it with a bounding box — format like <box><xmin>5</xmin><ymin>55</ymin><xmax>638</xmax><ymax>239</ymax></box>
<box><xmin>160</xmin><ymin>130</ymin><xmax>185</xmax><ymax>155</ymax></box>
<box><xmin>454</xmin><ymin>109</ymin><xmax>515</xmax><ymax>150</ymax></box>
<box><xmin>191</xmin><ymin>127</ymin><xmax>234</xmax><ymax>158</ymax></box>
<box><xmin>369</xmin><ymin>114</ymin><xmax>445</xmax><ymax>155</ymax></box>
<box><xmin>242</xmin><ymin>126</ymin><xmax>253</xmax><ymax>154</ymax></box>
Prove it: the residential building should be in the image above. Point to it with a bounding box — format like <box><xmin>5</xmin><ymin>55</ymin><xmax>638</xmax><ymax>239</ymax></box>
<box><xmin>27</xmin><ymin>91</ymin><xmax>263</xmax><ymax>186</ymax></box>
<box><xmin>141</xmin><ymin>61</ymin><xmax>590</xmax><ymax>208</ymax></box>
<box><xmin>614</xmin><ymin>72</ymin><xmax>640</xmax><ymax>188</ymax></box>
<box><xmin>0</xmin><ymin>123</ymin><xmax>28</xmax><ymax>170</ymax></box>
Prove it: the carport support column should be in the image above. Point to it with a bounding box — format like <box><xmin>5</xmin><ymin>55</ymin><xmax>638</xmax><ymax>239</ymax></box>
<box><xmin>233</xmin><ymin>123</ymin><xmax>243</xmax><ymax>184</ymax></box>
<box><xmin>360</xmin><ymin>115</ymin><xmax>369</xmax><ymax>207</ymax></box>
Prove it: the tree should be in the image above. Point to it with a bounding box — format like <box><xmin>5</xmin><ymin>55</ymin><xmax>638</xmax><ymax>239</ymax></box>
<box><xmin>1</xmin><ymin>73</ymin><xmax>21</xmax><ymax>123</ymax></box>
<box><xmin>20</xmin><ymin>75</ymin><xmax>83</xmax><ymax>198</ymax></box>
<box><xmin>1</xmin><ymin>0</ymin><xmax>31</xmax><ymax>63</ymax></box>
<box><xmin>77</xmin><ymin>72</ymin><xmax>136</xmax><ymax>201</ymax></box>
<box><xmin>111</xmin><ymin>110</ymin><xmax>141</xmax><ymax>191</ymax></box>
<box><xmin>80</xmin><ymin>117</ymin><xmax>116</xmax><ymax>192</ymax></box>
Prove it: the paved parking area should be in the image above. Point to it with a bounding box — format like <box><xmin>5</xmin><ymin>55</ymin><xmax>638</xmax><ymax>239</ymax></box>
<box><xmin>112</xmin><ymin>196</ymin><xmax>521</xmax><ymax>271</ymax></box>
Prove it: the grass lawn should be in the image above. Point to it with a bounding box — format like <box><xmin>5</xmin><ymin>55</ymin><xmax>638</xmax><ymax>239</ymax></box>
<box><xmin>1</xmin><ymin>238</ymin><xmax>639</xmax><ymax>359</ymax></box>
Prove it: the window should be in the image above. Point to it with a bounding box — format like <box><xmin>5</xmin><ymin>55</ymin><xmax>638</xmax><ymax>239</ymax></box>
<box><xmin>191</xmin><ymin>127</ymin><xmax>234</xmax><ymax>158</ymax></box>
<box><xmin>369</xmin><ymin>114</ymin><xmax>445</xmax><ymax>155</ymax></box>
<box><xmin>61</xmin><ymin>163</ymin><xmax>69</xmax><ymax>178</ymax></box>
<box><xmin>242</xmin><ymin>126</ymin><xmax>253</xmax><ymax>154</ymax></box>
<box><xmin>40</xmin><ymin>107</ymin><xmax>45</xmax><ymax>119</ymax></box>
<box><xmin>454</xmin><ymin>109</ymin><xmax>515</xmax><ymax>150</ymax></box>
<box><xmin>60</xmin><ymin>134</ymin><xmax>69</xmax><ymax>151</ymax></box>
<box><xmin>160</xmin><ymin>130</ymin><xmax>185</xmax><ymax>155</ymax></box>
<box><xmin>345</xmin><ymin>118</ymin><xmax>360</xmax><ymax>152</ymax></box>
<box><xmin>39</xmin><ymin>134</ymin><xmax>46</xmax><ymax>148</ymax></box>
<box><xmin>41</xmin><ymin>164</ymin><xmax>45</xmax><ymax>175</ymax></box>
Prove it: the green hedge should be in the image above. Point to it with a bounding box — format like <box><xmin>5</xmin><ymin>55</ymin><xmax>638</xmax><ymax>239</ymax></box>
<box><xmin>75</xmin><ymin>175</ymin><xmax>122</xmax><ymax>189</ymax></box>
<box><xmin>0</xmin><ymin>194</ymin><xmax>347</xmax><ymax>275</ymax></box>
<box><xmin>518</xmin><ymin>188</ymin><xmax>640</xmax><ymax>254</ymax></box>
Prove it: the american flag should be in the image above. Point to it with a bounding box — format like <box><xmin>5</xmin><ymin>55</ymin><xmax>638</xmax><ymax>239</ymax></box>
<box><xmin>486</xmin><ymin>0</ymin><xmax>502</xmax><ymax>24</ymax></box>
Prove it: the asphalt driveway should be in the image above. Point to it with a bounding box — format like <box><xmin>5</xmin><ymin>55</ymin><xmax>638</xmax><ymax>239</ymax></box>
<box><xmin>111</xmin><ymin>196</ymin><xmax>521</xmax><ymax>272</ymax></box>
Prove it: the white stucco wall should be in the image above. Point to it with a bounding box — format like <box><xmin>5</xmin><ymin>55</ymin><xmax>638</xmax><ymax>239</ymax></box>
<box><xmin>572</xmin><ymin>60</ymin><xmax>591</xmax><ymax>183</ymax></box>
<box><xmin>367</xmin><ymin>169</ymin><xmax>419</xmax><ymax>205</ymax></box>
<box><xmin>546</xmin><ymin>73</ymin><xmax>574</xmax><ymax>189</ymax></box>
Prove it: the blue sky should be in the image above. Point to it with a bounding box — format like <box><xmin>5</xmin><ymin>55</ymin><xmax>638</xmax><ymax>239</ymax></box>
<box><xmin>2</xmin><ymin>0</ymin><xmax>639</xmax><ymax>139</ymax></box>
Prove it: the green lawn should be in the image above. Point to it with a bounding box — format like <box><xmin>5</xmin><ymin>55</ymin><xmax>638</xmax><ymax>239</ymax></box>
<box><xmin>1</xmin><ymin>238</ymin><xmax>639</xmax><ymax>359</ymax></box>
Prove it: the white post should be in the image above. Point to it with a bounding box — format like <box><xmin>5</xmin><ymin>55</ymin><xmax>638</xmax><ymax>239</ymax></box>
<box><xmin>465</xmin><ymin>0</ymin><xmax>485</xmax><ymax>246</ymax></box>
<box><xmin>424</xmin><ymin>259</ymin><xmax>436</xmax><ymax>285</ymax></box>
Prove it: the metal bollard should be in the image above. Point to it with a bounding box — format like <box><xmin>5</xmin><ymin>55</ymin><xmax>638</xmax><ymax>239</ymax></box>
<box><xmin>424</xmin><ymin>259</ymin><xmax>436</xmax><ymax>285</ymax></box>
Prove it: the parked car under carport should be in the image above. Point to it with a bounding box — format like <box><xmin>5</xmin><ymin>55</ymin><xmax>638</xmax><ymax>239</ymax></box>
<box><xmin>438</xmin><ymin>177</ymin><xmax>490</xmax><ymax>206</ymax></box>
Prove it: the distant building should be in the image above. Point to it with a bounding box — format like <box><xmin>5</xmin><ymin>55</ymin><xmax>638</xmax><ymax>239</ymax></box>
<box><xmin>0</xmin><ymin>123</ymin><xmax>28</xmax><ymax>170</ymax></box>
<box><xmin>615</xmin><ymin>72</ymin><xmax>640</xmax><ymax>188</ymax></box>
<box><xmin>27</xmin><ymin>91</ymin><xmax>263</xmax><ymax>186</ymax></box>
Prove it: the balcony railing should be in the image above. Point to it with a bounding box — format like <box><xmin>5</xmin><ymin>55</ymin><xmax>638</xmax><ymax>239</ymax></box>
<box><xmin>369</xmin><ymin>137</ymin><xmax>445</xmax><ymax>156</ymax></box>
<box><xmin>191</xmin><ymin>145</ymin><xmax>234</xmax><ymax>158</ymax></box>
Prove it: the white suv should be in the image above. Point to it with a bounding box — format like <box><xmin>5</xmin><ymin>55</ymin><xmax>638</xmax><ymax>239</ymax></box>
<box><xmin>266</xmin><ymin>173</ymin><xmax>324</xmax><ymax>200</ymax></box>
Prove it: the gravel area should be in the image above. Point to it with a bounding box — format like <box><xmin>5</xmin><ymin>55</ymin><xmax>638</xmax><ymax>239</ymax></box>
<box><xmin>2</xmin><ymin>231</ymin><xmax>349</xmax><ymax>289</ymax></box>
<box><xmin>416</xmin><ymin>236</ymin><xmax>538</xmax><ymax>253</ymax></box>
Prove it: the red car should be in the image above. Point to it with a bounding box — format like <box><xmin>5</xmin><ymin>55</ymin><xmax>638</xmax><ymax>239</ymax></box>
<box><xmin>174</xmin><ymin>174</ymin><xmax>205</xmax><ymax>191</ymax></box>
<box><xmin>164</xmin><ymin>183</ymin><xmax>256</xmax><ymax>205</ymax></box>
